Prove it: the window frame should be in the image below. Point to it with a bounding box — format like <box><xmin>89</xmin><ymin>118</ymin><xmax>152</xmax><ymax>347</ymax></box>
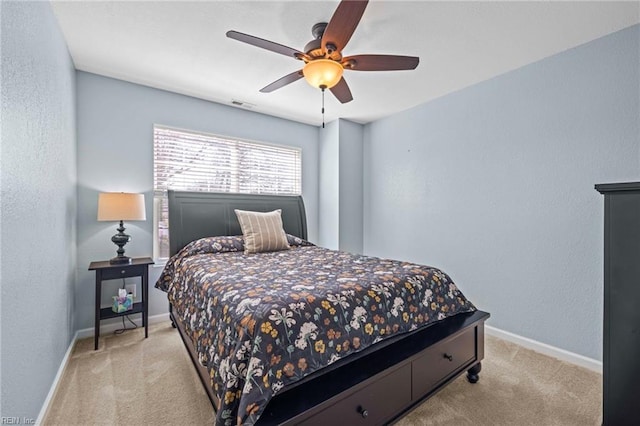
<box><xmin>152</xmin><ymin>124</ymin><xmax>303</xmax><ymax>263</ymax></box>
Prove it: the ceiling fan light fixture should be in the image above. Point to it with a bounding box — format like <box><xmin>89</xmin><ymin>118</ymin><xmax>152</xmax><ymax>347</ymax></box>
<box><xmin>302</xmin><ymin>59</ymin><xmax>343</xmax><ymax>89</ymax></box>
<box><xmin>227</xmin><ymin>0</ymin><xmax>418</xmax><ymax>104</ymax></box>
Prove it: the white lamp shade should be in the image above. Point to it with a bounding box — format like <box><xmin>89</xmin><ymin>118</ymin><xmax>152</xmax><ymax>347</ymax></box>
<box><xmin>97</xmin><ymin>193</ymin><xmax>146</xmax><ymax>221</ymax></box>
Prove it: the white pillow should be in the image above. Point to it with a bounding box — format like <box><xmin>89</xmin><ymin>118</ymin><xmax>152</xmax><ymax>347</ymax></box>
<box><xmin>234</xmin><ymin>209</ymin><xmax>290</xmax><ymax>254</ymax></box>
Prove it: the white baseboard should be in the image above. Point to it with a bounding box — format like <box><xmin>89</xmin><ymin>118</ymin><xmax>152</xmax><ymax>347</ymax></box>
<box><xmin>485</xmin><ymin>325</ymin><xmax>602</xmax><ymax>374</ymax></box>
<box><xmin>75</xmin><ymin>312</ymin><xmax>170</xmax><ymax>339</ymax></box>
<box><xmin>36</xmin><ymin>330</ymin><xmax>78</xmax><ymax>425</ymax></box>
<box><xmin>37</xmin><ymin>312</ymin><xmax>171</xmax><ymax>424</ymax></box>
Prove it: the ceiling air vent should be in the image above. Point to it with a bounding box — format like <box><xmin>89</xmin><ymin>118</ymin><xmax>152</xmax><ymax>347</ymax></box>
<box><xmin>231</xmin><ymin>100</ymin><xmax>255</xmax><ymax>109</ymax></box>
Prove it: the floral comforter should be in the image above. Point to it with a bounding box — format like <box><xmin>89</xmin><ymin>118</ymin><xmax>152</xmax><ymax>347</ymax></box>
<box><xmin>156</xmin><ymin>235</ymin><xmax>476</xmax><ymax>425</ymax></box>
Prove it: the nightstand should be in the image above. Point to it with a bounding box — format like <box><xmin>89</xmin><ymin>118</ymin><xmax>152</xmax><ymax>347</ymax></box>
<box><xmin>88</xmin><ymin>257</ymin><xmax>154</xmax><ymax>350</ymax></box>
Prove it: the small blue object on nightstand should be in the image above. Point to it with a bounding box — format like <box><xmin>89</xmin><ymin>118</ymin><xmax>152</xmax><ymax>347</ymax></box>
<box><xmin>112</xmin><ymin>291</ymin><xmax>133</xmax><ymax>313</ymax></box>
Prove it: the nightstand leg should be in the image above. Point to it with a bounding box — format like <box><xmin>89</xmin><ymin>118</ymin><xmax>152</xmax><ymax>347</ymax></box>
<box><xmin>142</xmin><ymin>270</ymin><xmax>148</xmax><ymax>338</ymax></box>
<box><xmin>94</xmin><ymin>273</ymin><xmax>101</xmax><ymax>350</ymax></box>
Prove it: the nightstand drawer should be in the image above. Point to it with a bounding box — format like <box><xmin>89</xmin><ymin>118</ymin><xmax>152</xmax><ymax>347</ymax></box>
<box><xmin>99</xmin><ymin>264</ymin><xmax>147</xmax><ymax>280</ymax></box>
<box><xmin>412</xmin><ymin>327</ymin><xmax>476</xmax><ymax>397</ymax></box>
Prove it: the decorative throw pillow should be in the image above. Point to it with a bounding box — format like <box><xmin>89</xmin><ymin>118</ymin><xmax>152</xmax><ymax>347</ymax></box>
<box><xmin>234</xmin><ymin>209</ymin><xmax>290</xmax><ymax>254</ymax></box>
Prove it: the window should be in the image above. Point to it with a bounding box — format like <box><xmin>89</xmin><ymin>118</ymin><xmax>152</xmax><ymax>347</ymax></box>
<box><xmin>153</xmin><ymin>125</ymin><xmax>302</xmax><ymax>261</ymax></box>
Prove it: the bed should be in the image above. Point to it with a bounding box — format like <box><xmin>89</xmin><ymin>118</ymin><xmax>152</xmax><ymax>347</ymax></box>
<box><xmin>158</xmin><ymin>190</ymin><xmax>490</xmax><ymax>425</ymax></box>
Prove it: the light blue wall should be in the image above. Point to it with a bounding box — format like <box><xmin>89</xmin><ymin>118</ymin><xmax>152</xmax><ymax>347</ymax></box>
<box><xmin>75</xmin><ymin>71</ymin><xmax>320</xmax><ymax>330</ymax></box>
<box><xmin>0</xmin><ymin>1</ymin><xmax>77</xmax><ymax>419</ymax></box>
<box><xmin>338</xmin><ymin>120</ymin><xmax>363</xmax><ymax>254</ymax></box>
<box><xmin>318</xmin><ymin>119</ymin><xmax>364</xmax><ymax>253</ymax></box>
<box><xmin>363</xmin><ymin>25</ymin><xmax>640</xmax><ymax>361</ymax></box>
<box><xmin>318</xmin><ymin>120</ymin><xmax>339</xmax><ymax>249</ymax></box>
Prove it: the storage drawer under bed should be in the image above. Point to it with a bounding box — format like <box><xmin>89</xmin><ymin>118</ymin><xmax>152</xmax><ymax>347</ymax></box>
<box><xmin>412</xmin><ymin>327</ymin><xmax>476</xmax><ymax>397</ymax></box>
<box><xmin>301</xmin><ymin>363</ymin><xmax>412</xmax><ymax>425</ymax></box>
<box><xmin>296</xmin><ymin>327</ymin><xmax>477</xmax><ymax>425</ymax></box>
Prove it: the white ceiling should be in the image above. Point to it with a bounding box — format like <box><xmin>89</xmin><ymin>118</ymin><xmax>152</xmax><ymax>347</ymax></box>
<box><xmin>51</xmin><ymin>1</ymin><xmax>639</xmax><ymax>127</ymax></box>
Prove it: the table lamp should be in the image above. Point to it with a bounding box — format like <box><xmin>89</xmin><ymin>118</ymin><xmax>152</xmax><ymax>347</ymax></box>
<box><xmin>97</xmin><ymin>192</ymin><xmax>146</xmax><ymax>264</ymax></box>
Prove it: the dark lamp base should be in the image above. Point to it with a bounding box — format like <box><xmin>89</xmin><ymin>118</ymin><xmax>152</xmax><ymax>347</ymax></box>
<box><xmin>109</xmin><ymin>220</ymin><xmax>132</xmax><ymax>264</ymax></box>
<box><xmin>109</xmin><ymin>256</ymin><xmax>132</xmax><ymax>265</ymax></box>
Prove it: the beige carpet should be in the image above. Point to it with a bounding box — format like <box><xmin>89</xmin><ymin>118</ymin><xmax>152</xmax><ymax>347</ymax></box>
<box><xmin>44</xmin><ymin>322</ymin><xmax>601</xmax><ymax>425</ymax></box>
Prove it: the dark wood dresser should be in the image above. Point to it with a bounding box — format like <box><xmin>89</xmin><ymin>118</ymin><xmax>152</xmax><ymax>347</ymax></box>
<box><xmin>595</xmin><ymin>182</ymin><xmax>640</xmax><ymax>425</ymax></box>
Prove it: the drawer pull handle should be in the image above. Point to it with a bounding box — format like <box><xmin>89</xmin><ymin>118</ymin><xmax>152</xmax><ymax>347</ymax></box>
<box><xmin>444</xmin><ymin>353</ymin><xmax>453</xmax><ymax>362</ymax></box>
<box><xmin>121</xmin><ymin>270</ymin><xmax>126</xmax><ymax>274</ymax></box>
<box><xmin>357</xmin><ymin>406</ymin><xmax>369</xmax><ymax>418</ymax></box>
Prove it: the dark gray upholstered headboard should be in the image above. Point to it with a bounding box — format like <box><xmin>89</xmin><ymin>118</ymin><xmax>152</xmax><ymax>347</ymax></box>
<box><xmin>168</xmin><ymin>190</ymin><xmax>308</xmax><ymax>256</ymax></box>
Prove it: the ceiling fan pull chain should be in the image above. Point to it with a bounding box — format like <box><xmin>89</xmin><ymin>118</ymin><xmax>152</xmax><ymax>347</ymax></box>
<box><xmin>321</xmin><ymin>87</ymin><xmax>325</xmax><ymax>128</ymax></box>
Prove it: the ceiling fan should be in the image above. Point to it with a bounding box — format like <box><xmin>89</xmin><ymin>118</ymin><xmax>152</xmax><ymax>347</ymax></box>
<box><xmin>226</xmin><ymin>0</ymin><xmax>419</xmax><ymax>105</ymax></box>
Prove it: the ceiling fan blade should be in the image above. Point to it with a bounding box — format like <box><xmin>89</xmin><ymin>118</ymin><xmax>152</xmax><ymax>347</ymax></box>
<box><xmin>343</xmin><ymin>55</ymin><xmax>419</xmax><ymax>71</ymax></box>
<box><xmin>227</xmin><ymin>30</ymin><xmax>308</xmax><ymax>60</ymax></box>
<box><xmin>321</xmin><ymin>0</ymin><xmax>368</xmax><ymax>54</ymax></box>
<box><xmin>260</xmin><ymin>70</ymin><xmax>304</xmax><ymax>93</ymax></box>
<box><xmin>330</xmin><ymin>77</ymin><xmax>353</xmax><ymax>104</ymax></box>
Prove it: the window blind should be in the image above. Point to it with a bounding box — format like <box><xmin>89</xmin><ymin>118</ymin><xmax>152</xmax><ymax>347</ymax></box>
<box><xmin>153</xmin><ymin>125</ymin><xmax>302</xmax><ymax>260</ymax></box>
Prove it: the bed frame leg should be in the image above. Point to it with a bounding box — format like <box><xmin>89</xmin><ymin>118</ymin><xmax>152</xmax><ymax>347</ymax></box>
<box><xmin>467</xmin><ymin>362</ymin><xmax>481</xmax><ymax>383</ymax></box>
<box><xmin>169</xmin><ymin>303</ymin><xmax>177</xmax><ymax>328</ymax></box>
